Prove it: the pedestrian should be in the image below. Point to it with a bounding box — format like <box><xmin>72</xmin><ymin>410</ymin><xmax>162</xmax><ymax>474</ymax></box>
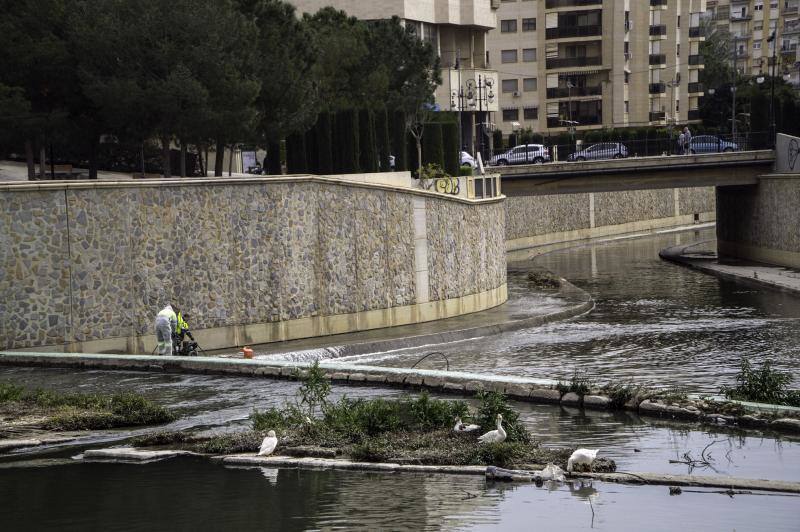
<box><xmin>683</xmin><ymin>126</ymin><xmax>692</xmax><ymax>155</ymax></box>
<box><xmin>154</xmin><ymin>304</ymin><xmax>177</xmax><ymax>356</ymax></box>
<box><xmin>677</xmin><ymin>130</ymin><xmax>686</xmax><ymax>155</ymax></box>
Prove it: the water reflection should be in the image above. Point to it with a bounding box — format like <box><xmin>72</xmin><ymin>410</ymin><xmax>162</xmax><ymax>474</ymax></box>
<box><xmin>2</xmin><ymin>459</ymin><xmax>797</xmax><ymax>532</ymax></box>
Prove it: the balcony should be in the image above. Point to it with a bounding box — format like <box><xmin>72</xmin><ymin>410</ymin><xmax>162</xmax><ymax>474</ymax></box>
<box><xmin>546</xmin><ymin>56</ymin><xmax>603</xmax><ymax>69</ymax></box>
<box><xmin>688</xmin><ymin>54</ymin><xmax>704</xmax><ymax>66</ymax></box>
<box><xmin>649</xmin><ymin>82</ymin><xmax>666</xmax><ymax>93</ymax></box>
<box><xmin>649</xmin><ymin>25</ymin><xmax>667</xmax><ymax>36</ymax></box>
<box><xmin>689</xmin><ymin>26</ymin><xmax>703</xmax><ymax>38</ymax></box>
<box><xmin>546</xmin><ymin>85</ymin><xmax>602</xmax><ymax>98</ymax></box>
<box><xmin>649</xmin><ymin>111</ymin><xmax>666</xmax><ymax>121</ymax></box>
<box><xmin>546</xmin><ymin>25</ymin><xmax>602</xmax><ymax>39</ymax></box>
<box><xmin>688</xmin><ymin>82</ymin><xmax>703</xmax><ymax>93</ymax></box>
<box><xmin>650</xmin><ymin>0</ymin><xmax>667</xmax><ymax>6</ymax></box>
<box><xmin>731</xmin><ymin>14</ymin><xmax>752</xmax><ymax>22</ymax></box>
<box><xmin>687</xmin><ymin>109</ymin><xmax>701</xmax><ymax>121</ymax></box>
<box><xmin>649</xmin><ymin>53</ymin><xmax>666</xmax><ymax>65</ymax></box>
<box><xmin>546</xmin><ymin>115</ymin><xmax>602</xmax><ymax>128</ymax></box>
<box><xmin>545</xmin><ymin>0</ymin><xmax>602</xmax><ymax>8</ymax></box>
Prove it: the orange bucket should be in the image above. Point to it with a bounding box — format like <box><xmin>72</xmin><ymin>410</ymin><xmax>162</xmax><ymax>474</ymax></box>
<box><xmin>242</xmin><ymin>346</ymin><xmax>254</xmax><ymax>359</ymax></box>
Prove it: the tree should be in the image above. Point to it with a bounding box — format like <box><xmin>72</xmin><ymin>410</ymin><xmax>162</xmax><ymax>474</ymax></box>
<box><xmin>422</xmin><ymin>122</ymin><xmax>444</xmax><ymax>168</ymax></box>
<box><xmin>244</xmin><ymin>1</ymin><xmax>317</xmax><ymax>151</ymax></box>
<box><xmin>375</xmin><ymin>107</ymin><xmax>391</xmax><ymax>171</ymax></box>
<box><xmin>442</xmin><ymin>121</ymin><xmax>460</xmax><ymax>175</ymax></box>
<box><xmin>358</xmin><ymin>109</ymin><xmax>378</xmax><ymax>173</ymax></box>
<box><xmin>0</xmin><ymin>0</ymin><xmax>78</xmax><ymax>179</ymax></box>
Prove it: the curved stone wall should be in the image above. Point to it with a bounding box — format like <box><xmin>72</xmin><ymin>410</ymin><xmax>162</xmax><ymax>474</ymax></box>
<box><xmin>0</xmin><ymin>177</ymin><xmax>506</xmax><ymax>353</ymax></box>
<box><xmin>505</xmin><ymin>186</ymin><xmax>716</xmax><ymax>251</ymax></box>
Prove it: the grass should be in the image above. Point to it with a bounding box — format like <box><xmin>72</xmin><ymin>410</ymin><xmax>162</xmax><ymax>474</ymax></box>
<box><xmin>556</xmin><ymin>370</ymin><xmax>592</xmax><ymax>397</ymax></box>
<box><xmin>721</xmin><ymin>358</ymin><xmax>800</xmax><ymax>407</ymax></box>
<box><xmin>0</xmin><ymin>382</ymin><xmax>176</xmax><ymax>431</ymax></box>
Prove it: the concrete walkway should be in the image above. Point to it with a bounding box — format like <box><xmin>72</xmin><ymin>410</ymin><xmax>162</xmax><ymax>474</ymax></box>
<box><xmin>660</xmin><ymin>240</ymin><xmax>800</xmax><ymax>295</ymax></box>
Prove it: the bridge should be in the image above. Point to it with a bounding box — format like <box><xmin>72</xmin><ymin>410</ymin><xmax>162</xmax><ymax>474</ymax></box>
<box><xmin>494</xmin><ymin>150</ymin><xmax>775</xmax><ymax>195</ymax></box>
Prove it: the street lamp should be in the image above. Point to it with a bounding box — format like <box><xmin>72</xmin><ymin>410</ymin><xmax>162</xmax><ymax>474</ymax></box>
<box><xmin>766</xmin><ymin>31</ymin><xmax>777</xmax><ymax>146</ymax></box>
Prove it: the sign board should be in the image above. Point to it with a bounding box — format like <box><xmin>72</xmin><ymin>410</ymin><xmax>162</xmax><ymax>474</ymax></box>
<box><xmin>776</xmin><ymin>133</ymin><xmax>800</xmax><ymax>173</ymax></box>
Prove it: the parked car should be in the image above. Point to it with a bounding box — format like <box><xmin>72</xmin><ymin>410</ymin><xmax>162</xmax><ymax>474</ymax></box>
<box><xmin>568</xmin><ymin>142</ymin><xmax>628</xmax><ymax>161</ymax></box>
<box><xmin>688</xmin><ymin>135</ymin><xmax>739</xmax><ymax>154</ymax></box>
<box><xmin>489</xmin><ymin>144</ymin><xmax>551</xmax><ymax>166</ymax></box>
<box><xmin>460</xmin><ymin>151</ymin><xmax>476</xmax><ymax>167</ymax></box>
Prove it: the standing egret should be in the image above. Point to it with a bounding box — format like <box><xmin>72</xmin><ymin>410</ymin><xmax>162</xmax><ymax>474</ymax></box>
<box><xmin>567</xmin><ymin>448</ymin><xmax>599</xmax><ymax>472</ymax></box>
<box><xmin>453</xmin><ymin>416</ymin><xmax>480</xmax><ymax>433</ymax></box>
<box><xmin>258</xmin><ymin>430</ymin><xmax>278</xmax><ymax>456</ymax></box>
<box><xmin>478</xmin><ymin>414</ymin><xmax>507</xmax><ymax>443</ymax></box>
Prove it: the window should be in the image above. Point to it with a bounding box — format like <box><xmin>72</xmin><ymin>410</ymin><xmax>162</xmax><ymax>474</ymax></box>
<box><xmin>501</xmin><ymin>19</ymin><xmax>517</xmax><ymax>33</ymax></box>
<box><xmin>624</xmin><ymin>100</ymin><xmax>629</xmax><ymax>113</ymax></box>
<box><xmin>523</xmin><ymin>78</ymin><xmax>538</xmax><ymax>91</ymax></box>
<box><xmin>677</xmin><ymin>15</ymin><xmax>680</xmax><ymax>28</ymax></box>
<box><xmin>522</xmin><ymin>18</ymin><xmax>536</xmax><ymax>31</ymax></box>
<box><xmin>522</xmin><ymin>48</ymin><xmax>537</xmax><ymax>62</ymax></box>
<box><xmin>676</xmin><ymin>43</ymin><xmax>680</xmax><ymax>57</ymax></box>
<box><xmin>502</xmin><ymin>108</ymin><xmax>519</xmax><ymax>121</ymax></box>
<box><xmin>502</xmin><ymin>79</ymin><xmax>519</xmax><ymax>93</ymax></box>
<box><xmin>501</xmin><ymin>49</ymin><xmax>518</xmax><ymax>63</ymax></box>
<box><xmin>523</xmin><ymin>107</ymin><xmax>538</xmax><ymax>120</ymax></box>
<box><xmin>755</xmin><ymin>1</ymin><xmax>763</xmax><ymax>10</ymax></box>
<box><xmin>754</xmin><ymin>41</ymin><xmax>762</xmax><ymax>50</ymax></box>
<box><xmin>624</xmin><ymin>71</ymin><xmax>630</xmax><ymax>83</ymax></box>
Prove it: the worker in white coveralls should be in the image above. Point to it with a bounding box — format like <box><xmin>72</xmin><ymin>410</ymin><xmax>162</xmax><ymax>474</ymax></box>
<box><xmin>154</xmin><ymin>304</ymin><xmax>177</xmax><ymax>356</ymax></box>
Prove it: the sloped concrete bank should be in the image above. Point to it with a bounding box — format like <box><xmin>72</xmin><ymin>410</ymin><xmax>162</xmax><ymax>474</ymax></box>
<box><xmin>2</xmin><ymin>351</ymin><xmax>798</xmax><ymax>435</ymax></box>
<box><xmin>244</xmin><ymin>277</ymin><xmax>593</xmax><ymax>361</ymax></box>
<box><xmin>660</xmin><ymin>241</ymin><xmax>800</xmax><ymax>295</ymax></box>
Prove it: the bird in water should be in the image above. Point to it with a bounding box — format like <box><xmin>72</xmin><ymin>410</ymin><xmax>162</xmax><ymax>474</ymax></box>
<box><xmin>258</xmin><ymin>430</ymin><xmax>278</xmax><ymax>456</ymax></box>
<box><xmin>453</xmin><ymin>416</ymin><xmax>480</xmax><ymax>433</ymax></box>
<box><xmin>567</xmin><ymin>448</ymin><xmax>599</xmax><ymax>472</ymax></box>
<box><xmin>478</xmin><ymin>414</ymin><xmax>507</xmax><ymax>443</ymax></box>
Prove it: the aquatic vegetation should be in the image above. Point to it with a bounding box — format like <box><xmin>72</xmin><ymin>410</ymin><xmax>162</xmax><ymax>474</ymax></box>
<box><xmin>556</xmin><ymin>370</ymin><xmax>593</xmax><ymax>397</ymax></box>
<box><xmin>722</xmin><ymin>358</ymin><xmax>800</xmax><ymax>407</ymax></box>
<box><xmin>0</xmin><ymin>383</ymin><xmax>176</xmax><ymax>431</ymax></box>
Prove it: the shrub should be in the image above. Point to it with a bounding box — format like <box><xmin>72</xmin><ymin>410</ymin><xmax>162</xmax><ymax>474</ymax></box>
<box><xmin>458</xmin><ymin>165</ymin><xmax>473</xmax><ymax>177</ymax></box>
<box><xmin>442</xmin><ymin>121</ymin><xmax>460</xmax><ymax>176</ymax></box>
<box><xmin>316</xmin><ymin>112</ymin><xmax>333</xmax><ymax>173</ymax></box>
<box><xmin>0</xmin><ymin>382</ymin><xmax>25</xmax><ymax>403</ymax></box>
<box><xmin>475</xmin><ymin>391</ymin><xmax>530</xmax><ymax>443</ymax></box>
<box><xmin>722</xmin><ymin>358</ymin><xmax>800</xmax><ymax>407</ymax></box>
<box><xmin>295</xmin><ymin>360</ymin><xmax>331</xmax><ymax>417</ymax></box>
<box><xmin>556</xmin><ymin>370</ymin><xmax>592</xmax><ymax>396</ymax></box>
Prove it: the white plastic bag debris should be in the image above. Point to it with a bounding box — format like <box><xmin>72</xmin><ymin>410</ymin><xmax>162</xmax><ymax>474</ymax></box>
<box><xmin>539</xmin><ymin>463</ymin><xmax>566</xmax><ymax>482</ymax></box>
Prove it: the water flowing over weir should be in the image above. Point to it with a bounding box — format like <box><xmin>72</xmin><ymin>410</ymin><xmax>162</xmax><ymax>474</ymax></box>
<box><xmin>325</xmin><ymin>228</ymin><xmax>800</xmax><ymax>394</ymax></box>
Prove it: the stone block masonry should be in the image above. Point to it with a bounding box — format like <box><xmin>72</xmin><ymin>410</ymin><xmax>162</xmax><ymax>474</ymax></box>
<box><xmin>505</xmin><ymin>186</ymin><xmax>716</xmax><ymax>251</ymax></box>
<box><xmin>0</xmin><ymin>177</ymin><xmax>506</xmax><ymax>352</ymax></box>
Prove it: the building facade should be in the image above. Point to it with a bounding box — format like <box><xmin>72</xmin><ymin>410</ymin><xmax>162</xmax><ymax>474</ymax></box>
<box><xmin>289</xmin><ymin>0</ymin><xmax>500</xmax><ymax>153</ymax></box>
<box><xmin>487</xmin><ymin>0</ymin><xmax>707</xmax><ymax>136</ymax></box>
<box><xmin>706</xmin><ymin>0</ymin><xmax>800</xmax><ymax>86</ymax></box>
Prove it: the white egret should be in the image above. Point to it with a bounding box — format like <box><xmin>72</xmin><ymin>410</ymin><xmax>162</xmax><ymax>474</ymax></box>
<box><xmin>477</xmin><ymin>414</ymin><xmax>507</xmax><ymax>443</ymax></box>
<box><xmin>453</xmin><ymin>416</ymin><xmax>480</xmax><ymax>433</ymax></box>
<box><xmin>258</xmin><ymin>430</ymin><xmax>278</xmax><ymax>456</ymax></box>
<box><xmin>567</xmin><ymin>448</ymin><xmax>599</xmax><ymax>473</ymax></box>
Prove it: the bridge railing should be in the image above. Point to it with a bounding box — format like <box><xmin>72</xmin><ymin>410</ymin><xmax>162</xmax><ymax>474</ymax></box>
<box><xmin>484</xmin><ymin>131</ymin><xmax>772</xmax><ymax>166</ymax></box>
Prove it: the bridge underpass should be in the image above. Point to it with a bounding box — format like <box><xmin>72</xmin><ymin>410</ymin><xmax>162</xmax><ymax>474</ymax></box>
<box><xmin>493</xmin><ymin>150</ymin><xmax>775</xmax><ymax>195</ymax></box>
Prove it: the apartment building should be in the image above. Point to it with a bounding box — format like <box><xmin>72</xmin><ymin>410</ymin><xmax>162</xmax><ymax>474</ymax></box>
<box><xmin>487</xmin><ymin>0</ymin><xmax>707</xmax><ymax>136</ymax></box>
<box><xmin>289</xmin><ymin>0</ymin><xmax>500</xmax><ymax>152</ymax></box>
<box><xmin>706</xmin><ymin>0</ymin><xmax>800</xmax><ymax>86</ymax></box>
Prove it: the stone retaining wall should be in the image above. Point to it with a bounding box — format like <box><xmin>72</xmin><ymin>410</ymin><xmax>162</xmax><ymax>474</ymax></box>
<box><xmin>716</xmin><ymin>175</ymin><xmax>800</xmax><ymax>269</ymax></box>
<box><xmin>505</xmin><ymin>186</ymin><xmax>716</xmax><ymax>250</ymax></box>
<box><xmin>0</xmin><ymin>177</ymin><xmax>506</xmax><ymax>352</ymax></box>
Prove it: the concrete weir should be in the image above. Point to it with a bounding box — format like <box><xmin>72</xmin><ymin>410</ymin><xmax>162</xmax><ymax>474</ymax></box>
<box><xmin>2</xmin><ymin>351</ymin><xmax>799</xmax><ymax>434</ymax></box>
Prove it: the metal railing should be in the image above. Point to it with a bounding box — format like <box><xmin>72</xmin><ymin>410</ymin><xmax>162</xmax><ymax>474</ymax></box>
<box><xmin>546</xmin><ymin>25</ymin><xmax>602</xmax><ymax>39</ymax></box>
<box><xmin>687</xmin><ymin>82</ymin><xmax>703</xmax><ymax>93</ymax></box>
<box><xmin>545</xmin><ymin>0</ymin><xmax>602</xmax><ymax>7</ymax></box>
<box><xmin>689</xmin><ymin>26</ymin><xmax>703</xmax><ymax>38</ymax></box>
<box><xmin>649</xmin><ymin>82</ymin><xmax>666</xmax><ymax>94</ymax></box>
<box><xmin>546</xmin><ymin>56</ymin><xmax>603</xmax><ymax>69</ymax></box>
<box><xmin>649</xmin><ymin>25</ymin><xmax>667</xmax><ymax>36</ymax></box>
<box><xmin>649</xmin><ymin>111</ymin><xmax>666</xmax><ymax>121</ymax></box>
<box><xmin>650</xmin><ymin>0</ymin><xmax>667</xmax><ymax>6</ymax></box>
<box><xmin>649</xmin><ymin>54</ymin><xmax>666</xmax><ymax>65</ymax></box>
<box><xmin>688</xmin><ymin>54</ymin><xmax>704</xmax><ymax>65</ymax></box>
<box><xmin>486</xmin><ymin>131</ymin><xmax>771</xmax><ymax>167</ymax></box>
<box><xmin>546</xmin><ymin>85</ymin><xmax>602</xmax><ymax>98</ymax></box>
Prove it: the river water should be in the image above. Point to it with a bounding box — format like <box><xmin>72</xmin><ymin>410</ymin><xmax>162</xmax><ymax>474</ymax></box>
<box><xmin>3</xmin><ymin>228</ymin><xmax>800</xmax><ymax>530</ymax></box>
<box><xmin>341</xmin><ymin>228</ymin><xmax>800</xmax><ymax>394</ymax></box>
